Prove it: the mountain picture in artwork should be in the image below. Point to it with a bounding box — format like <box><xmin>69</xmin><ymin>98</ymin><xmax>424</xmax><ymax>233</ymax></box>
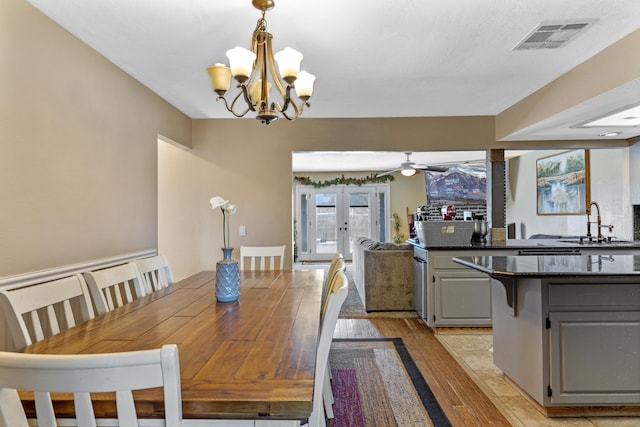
<box><xmin>425</xmin><ymin>166</ymin><xmax>487</xmax><ymax>206</ymax></box>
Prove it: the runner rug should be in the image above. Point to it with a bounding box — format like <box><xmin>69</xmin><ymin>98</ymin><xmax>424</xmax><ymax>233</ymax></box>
<box><xmin>329</xmin><ymin>338</ymin><xmax>451</xmax><ymax>427</ymax></box>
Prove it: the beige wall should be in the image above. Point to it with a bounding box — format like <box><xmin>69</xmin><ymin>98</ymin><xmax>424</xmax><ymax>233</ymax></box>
<box><xmin>0</xmin><ymin>0</ymin><xmax>190</xmax><ymax>277</ymax></box>
<box><xmin>506</xmin><ymin>148</ymin><xmax>632</xmax><ymax>239</ymax></box>
<box><xmin>156</xmin><ymin>119</ymin><xmax>636</xmax><ymax>279</ymax></box>
<box><xmin>386</xmin><ymin>172</ymin><xmax>427</xmax><ymax>240</ymax></box>
<box><xmin>157</xmin><ymin>138</ymin><xmax>220</xmax><ymax>281</ymax></box>
<box><xmin>158</xmin><ymin>127</ymin><xmax>435</xmax><ymax>278</ymax></box>
<box><xmin>188</xmin><ymin>118</ymin><xmax>497</xmax><ymax>272</ymax></box>
<box><xmin>4</xmin><ymin>0</ymin><xmax>639</xmax><ymax>284</ymax></box>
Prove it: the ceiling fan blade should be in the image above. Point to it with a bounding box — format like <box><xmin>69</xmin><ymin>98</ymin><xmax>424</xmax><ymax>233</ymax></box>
<box><xmin>428</xmin><ymin>158</ymin><xmax>487</xmax><ymax>168</ymax></box>
<box><xmin>413</xmin><ymin>164</ymin><xmax>449</xmax><ymax>173</ymax></box>
<box><xmin>376</xmin><ymin>168</ymin><xmax>400</xmax><ymax>177</ymax></box>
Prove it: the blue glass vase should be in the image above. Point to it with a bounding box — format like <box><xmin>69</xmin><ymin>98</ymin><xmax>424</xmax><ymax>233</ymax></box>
<box><xmin>216</xmin><ymin>248</ymin><xmax>240</xmax><ymax>302</ymax></box>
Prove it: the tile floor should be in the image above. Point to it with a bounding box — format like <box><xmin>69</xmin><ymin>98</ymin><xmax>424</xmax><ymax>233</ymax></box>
<box><xmin>435</xmin><ymin>328</ymin><xmax>640</xmax><ymax>427</ymax></box>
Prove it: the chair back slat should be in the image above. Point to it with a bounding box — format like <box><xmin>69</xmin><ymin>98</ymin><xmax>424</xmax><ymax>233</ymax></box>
<box><xmin>134</xmin><ymin>255</ymin><xmax>173</xmax><ymax>293</ymax></box>
<box><xmin>34</xmin><ymin>391</ymin><xmax>56</xmax><ymax>427</ymax></box>
<box><xmin>0</xmin><ymin>388</ymin><xmax>29</xmax><ymax>427</ymax></box>
<box><xmin>115</xmin><ymin>390</ymin><xmax>137</xmax><ymax>425</ymax></box>
<box><xmin>83</xmin><ymin>263</ymin><xmax>145</xmax><ymax>315</ymax></box>
<box><xmin>0</xmin><ymin>345</ymin><xmax>182</xmax><ymax>427</ymax></box>
<box><xmin>240</xmin><ymin>245</ymin><xmax>286</xmax><ymax>271</ymax></box>
<box><xmin>0</xmin><ymin>274</ymin><xmax>94</xmax><ymax>350</ymax></box>
<box><xmin>62</xmin><ymin>300</ymin><xmax>75</xmax><ymax>328</ymax></box>
<box><xmin>44</xmin><ymin>305</ymin><xmax>60</xmax><ymax>335</ymax></box>
<box><xmin>112</xmin><ymin>283</ymin><xmax>127</xmax><ymax>309</ymax></box>
<box><xmin>74</xmin><ymin>392</ymin><xmax>94</xmax><ymax>427</ymax></box>
<box><xmin>29</xmin><ymin>311</ymin><xmax>46</xmax><ymax>342</ymax></box>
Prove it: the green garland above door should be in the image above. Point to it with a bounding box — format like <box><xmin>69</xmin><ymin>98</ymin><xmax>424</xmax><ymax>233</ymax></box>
<box><xmin>294</xmin><ymin>174</ymin><xmax>394</xmax><ymax>188</ymax></box>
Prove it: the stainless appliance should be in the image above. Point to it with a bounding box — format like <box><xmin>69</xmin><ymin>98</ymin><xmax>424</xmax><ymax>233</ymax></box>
<box><xmin>472</xmin><ymin>220</ymin><xmax>488</xmax><ymax>242</ymax></box>
<box><xmin>413</xmin><ymin>246</ymin><xmax>428</xmax><ymax>319</ymax></box>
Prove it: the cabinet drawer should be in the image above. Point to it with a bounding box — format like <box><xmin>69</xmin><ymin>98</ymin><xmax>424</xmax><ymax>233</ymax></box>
<box><xmin>433</xmin><ymin>255</ymin><xmax>469</xmax><ymax>270</ymax></box>
<box><xmin>431</xmin><ymin>251</ymin><xmax>516</xmax><ymax>270</ymax></box>
<box><xmin>548</xmin><ymin>282</ymin><xmax>640</xmax><ymax>307</ymax></box>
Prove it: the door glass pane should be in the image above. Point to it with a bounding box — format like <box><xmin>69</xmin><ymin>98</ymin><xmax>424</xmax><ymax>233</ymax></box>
<box><xmin>315</xmin><ymin>193</ymin><xmax>337</xmax><ymax>254</ymax></box>
<box><xmin>348</xmin><ymin>192</ymin><xmax>370</xmax><ymax>254</ymax></box>
<box><xmin>377</xmin><ymin>191</ymin><xmax>386</xmax><ymax>241</ymax></box>
<box><xmin>299</xmin><ymin>194</ymin><xmax>308</xmax><ymax>253</ymax></box>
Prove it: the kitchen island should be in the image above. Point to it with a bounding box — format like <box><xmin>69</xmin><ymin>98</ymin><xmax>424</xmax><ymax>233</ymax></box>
<box><xmin>409</xmin><ymin>237</ymin><xmax>640</xmax><ymax>328</ymax></box>
<box><xmin>453</xmin><ymin>254</ymin><xmax>640</xmax><ymax>415</ymax></box>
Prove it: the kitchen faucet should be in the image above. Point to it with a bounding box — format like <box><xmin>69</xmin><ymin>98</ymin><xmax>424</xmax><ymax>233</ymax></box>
<box><xmin>586</xmin><ymin>201</ymin><xmax>614</xmax><ymax>242</ymax></box>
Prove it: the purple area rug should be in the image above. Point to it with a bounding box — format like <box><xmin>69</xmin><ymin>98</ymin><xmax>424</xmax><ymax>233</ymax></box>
<box><xmin>329</xmin><ymin>338</ymin><xmax>451</xmax><ymax>427</ymax></box>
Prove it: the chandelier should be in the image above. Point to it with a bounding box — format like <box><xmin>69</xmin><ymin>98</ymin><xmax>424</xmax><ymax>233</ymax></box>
<box><xmin>207</xmin><ymin>0</ymin><xmax>315</xmax><ymax>125</ymax></box>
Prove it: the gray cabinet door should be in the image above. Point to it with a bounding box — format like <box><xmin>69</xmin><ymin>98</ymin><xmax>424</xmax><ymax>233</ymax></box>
<box><xmin>434</xmin><ymin>271</ymin><xmax>492</xmax><ymax>326</ymax></box>
<box><xmin>549</xmin><ymin>311</ymin><xmax>640</xmax><ymax>405</ymax></box>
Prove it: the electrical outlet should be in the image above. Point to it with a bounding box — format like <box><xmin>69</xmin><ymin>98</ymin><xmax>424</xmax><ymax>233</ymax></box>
<box><xmin>239</xmin><ymin>225</ymin><xmax>246</xmax><ymax>236</ymax></box>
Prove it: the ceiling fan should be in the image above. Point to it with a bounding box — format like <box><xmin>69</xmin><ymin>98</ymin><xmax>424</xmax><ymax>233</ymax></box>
<box><xmin>377</xmin><ymin>152</ymin><xmax>449</xmax><ymax>177</ymax></box>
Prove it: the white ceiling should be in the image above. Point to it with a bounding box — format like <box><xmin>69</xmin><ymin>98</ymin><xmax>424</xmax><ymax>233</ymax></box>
<box><xmin>291</xmin><ymin>150</ymin><xmax>529</xmax><ymax>173</ymax></box>
<box><xmin>25</xmin><ymin>0</ymin><xmax>640</xmax><ymax>170</ymax></box>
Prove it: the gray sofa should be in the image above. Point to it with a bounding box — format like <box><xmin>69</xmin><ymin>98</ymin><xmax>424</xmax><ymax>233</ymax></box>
<box><xmin>352</xmin><ymin>237</ymin><xmax>414</xmax><ymax>311</ymax></box>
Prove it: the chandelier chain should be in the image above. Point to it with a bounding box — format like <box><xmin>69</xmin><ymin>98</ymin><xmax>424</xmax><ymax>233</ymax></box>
<box><xmin>253</xmin><ymin>13</ymin><xmax>267</xmax><ymax>41</ymax></box>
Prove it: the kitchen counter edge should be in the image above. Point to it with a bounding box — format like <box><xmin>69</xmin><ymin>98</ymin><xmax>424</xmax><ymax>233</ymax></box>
<box><xmin>407</xmin><ymin>238</ymin><xmax>640</xmax><ymax>251</ymax></box>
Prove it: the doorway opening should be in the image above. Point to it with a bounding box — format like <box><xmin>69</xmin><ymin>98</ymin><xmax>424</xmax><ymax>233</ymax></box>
<box><xmin>295</xmin><ymin>184</ymin><xmax>389</xmax><ymax>261</ymax></box>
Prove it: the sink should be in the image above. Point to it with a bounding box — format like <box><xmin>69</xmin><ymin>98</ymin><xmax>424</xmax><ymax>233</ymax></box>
<box><xmin>558</xmin><ymin>238</ymin><xmax>636</xmax><ymax>246</ymax></box>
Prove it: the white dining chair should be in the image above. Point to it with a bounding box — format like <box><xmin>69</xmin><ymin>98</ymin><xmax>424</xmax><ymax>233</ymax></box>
<box><xmin>0</xmin><ymin>344</ymin><xmax>181</xmax><ymax>427</ymax></box>
<box><xmin>305</xmin><ymin>270</ymin><xmax>348</xmax><ymax>427</ymax></box>
<box><xmin>240</xmin><ymin>245</ymin><xmax>286</xmax><ymax>271</ymax></box>
<box><xmin>321</xmin><ymin>253</ymin><xmax>345</xmax><ymax>420</ymax></box>
<box><xmin>83</xmin><ymin>262</ymin><xmax>146</xmax><ymax>314</ymax></box>
<box><xmin>320</xmin><ymin>256</ymin><xmax>347</xmax><ymax>420</ymax></box>
<box><xmin>0</xmin><ymin>274</ymin><xmax>95</xmax><ymax>351</ymax></box>
<box><xmin>134</xmin><ymin>254</ymin><xmax>174</xmax><ymax>293</ymax></box>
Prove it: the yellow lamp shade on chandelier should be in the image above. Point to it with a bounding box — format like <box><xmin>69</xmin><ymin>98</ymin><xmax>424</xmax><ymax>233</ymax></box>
<box><xmin>207</xmin><ymin>0</ymin><xmax>316</xmax><ymax>125</ymax></box>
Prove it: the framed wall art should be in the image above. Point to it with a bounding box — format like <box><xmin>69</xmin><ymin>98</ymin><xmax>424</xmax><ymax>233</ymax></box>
<box><xmin>536</xmin><ymin>149</ymin><xmax>590</xmax><ymax>215</ymax></box>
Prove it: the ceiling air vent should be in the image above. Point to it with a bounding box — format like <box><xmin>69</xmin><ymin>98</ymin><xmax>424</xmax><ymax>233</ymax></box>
<box><xmin>513</xmin><ymin>20</ymin><xmax>596</xmax><ymax>50</ymax></box>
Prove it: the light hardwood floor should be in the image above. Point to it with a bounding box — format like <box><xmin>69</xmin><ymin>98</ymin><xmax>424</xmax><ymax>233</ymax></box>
<box><xmin>333</xmin><ymin>318</ymin><xmax>640</xmax><ymax>427</ymax></box>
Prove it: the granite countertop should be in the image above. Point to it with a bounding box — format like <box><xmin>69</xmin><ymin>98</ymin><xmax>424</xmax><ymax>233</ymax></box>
<box><xmin>407</xmin><ymin>238</ymin><xmax>640</xmax><ymax>251</ymax></box>
<box><xmin>453</xmin><ymin>254</ymin><xmax>640</xmax><ymax>277</ymax></box>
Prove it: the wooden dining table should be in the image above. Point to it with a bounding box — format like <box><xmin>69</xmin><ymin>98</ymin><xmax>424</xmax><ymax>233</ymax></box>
<box><xmin>20</xmin><ymin>268</ymin><xmax>324</xmax><ymax>425</ymax></box>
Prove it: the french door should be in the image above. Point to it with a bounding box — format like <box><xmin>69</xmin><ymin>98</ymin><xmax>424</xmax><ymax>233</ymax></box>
<box><xmin>295</xmin><ymin>184</ymin><xmax>389</xmax><ymax>261</ymax></box>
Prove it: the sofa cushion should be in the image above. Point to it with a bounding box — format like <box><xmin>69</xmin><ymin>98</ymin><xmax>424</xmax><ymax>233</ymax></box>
<box><xmin>352</xmin><ymin>236</ymin><xmax>414</xmax><ymax>311</ymax></box>
<box><xmin>371</xmin><ymin>242</ymin><xmax>411</xmax><ymax>250</ymax></box>
<box><xmin>357</xmin><ymin>237</ymin><xmax>377</xmax><ymax>249</ymax></box>
<box><xmin>357</xmin><ymin>237</ymin><xmax>410</xmax><ymax>251</ymax></box>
